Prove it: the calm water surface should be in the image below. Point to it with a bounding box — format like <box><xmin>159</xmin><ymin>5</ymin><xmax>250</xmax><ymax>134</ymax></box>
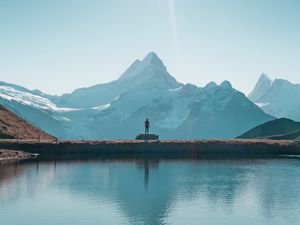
<box><xmin>1</xmin><ymin>159</ymin><xmax>300</xmax><ymax>225</ymax></box>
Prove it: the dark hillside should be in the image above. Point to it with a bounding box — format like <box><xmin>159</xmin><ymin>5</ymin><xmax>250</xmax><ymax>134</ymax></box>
<box><xmin>0</xmin><ymin>105</ymin><xmax>54</xmax><ymax>140</ymax></box>
<box><xmin>237</xmin><ymin>118</ymin><xmax>300</xmax><ymax>139</ymax></box>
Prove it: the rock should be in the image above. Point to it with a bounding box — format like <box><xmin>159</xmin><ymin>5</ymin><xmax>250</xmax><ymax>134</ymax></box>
<box><xmin>135</xmin><ymin>133</ymin><xmax>159</xmax><ymax>141</ymax></box>
<box><xmin>0</xmin><ymin>149</ymin><xmax>34</xmax><ymax>164</ymax></box>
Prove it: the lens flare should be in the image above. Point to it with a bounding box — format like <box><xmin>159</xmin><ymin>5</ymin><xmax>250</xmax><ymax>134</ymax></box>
<box><xmin>168</xmin><ymin>0</ymin><xmax>182</xmax><ymax>72</ymax></box>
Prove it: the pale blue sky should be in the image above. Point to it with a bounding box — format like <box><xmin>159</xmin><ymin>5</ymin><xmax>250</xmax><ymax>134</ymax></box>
<box><xmin>0</xmin><ymin>0</ymin><xmax>299</xmax><ymax>95</ymax></box>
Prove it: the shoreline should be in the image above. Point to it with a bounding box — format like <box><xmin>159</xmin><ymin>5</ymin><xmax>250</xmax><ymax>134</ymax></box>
<box><xmin>0</xmin><ymin>149</ymin><xmax>37</xmax><ymax>164</ymax></box>
<box><xmin>0</xmin><ymin>138</ymin><xmax>299</xmax><ymax>160</ymax></box>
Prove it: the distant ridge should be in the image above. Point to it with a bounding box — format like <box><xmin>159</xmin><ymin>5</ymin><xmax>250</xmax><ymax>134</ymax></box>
<box><xmin>0</xmin><ymin>105</ymin><xmax>54</xmax><ymax>140</ymax></box>
<box><xmin>248</xmin><ymin>73</ymin><xmax>272</xmax><ymax>102</ymax></box>
<box><xmin>237</xmin><ymin>118</ymin><xmax>300</xmax><ymax>139</ymax></box>
<box><xmin>249</xmin><ymin>74</ymin><xmax>300</xmax><ymax>121</ymax></box>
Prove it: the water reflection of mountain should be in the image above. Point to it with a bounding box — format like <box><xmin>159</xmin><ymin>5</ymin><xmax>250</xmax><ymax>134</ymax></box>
<box><xmin>254</xmin><ymin>160</ymin><xmax>300</xmax><ymax>218</ymax></box>
<box><xmin>1</xmin><ymin>160</ymin><xmax>300</xmax><ymax>225</ymax></box>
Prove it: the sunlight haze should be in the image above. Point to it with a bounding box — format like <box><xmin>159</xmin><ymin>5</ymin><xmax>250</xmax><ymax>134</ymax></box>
<box><xmin>0</xmin><ymin>0</ymin><xmax>299</xmax><ymax>95</ymax></box>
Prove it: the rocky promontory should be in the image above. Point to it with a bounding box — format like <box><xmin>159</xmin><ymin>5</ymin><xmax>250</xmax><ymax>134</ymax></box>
<box><xmin>0</xmin><ymin>149</ymin><xmax>36</xmax><ymax>164</ymax></box>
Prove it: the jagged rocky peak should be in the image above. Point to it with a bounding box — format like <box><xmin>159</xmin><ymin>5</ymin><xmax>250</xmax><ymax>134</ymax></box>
<box><xmin>183</xmin><ymin>83</ymin><xmax>198</xmax><ymax>90</ymax></box>
<box><xmin>202</xmin><ymin>81</ymin><xmax>233</xmax><ymax>92</ymax></box>
<box><xmin>204</xmin><ymin>81</ymin><xmax>218</xmax><ymax>89</ymax></box>
<box><xmin>119</xmin><ymin>52</ymin><xmax>167</xmax><ymax>81</ymax></box>
<box><xmin>259</xmin><ymin>73</ymin><xmax>272</xmax><ymax>82</ymax></box>
<box><xmin>178</xmin><ymin>83</ymin><xmax>199</xmax><ymax>96</ymax></box>
<box><xmin>248</xmin><ymin>73</ymin><xmax>272</xmax><ymax>102</ymax></box>
<box><xmin>220</xmin><ymin>80</ymin><xmax>232</xmax><ymax>89</ymax></box>
<box><xmin>117</xmin><ymin>52</ymin><xmax>180</xmax><ymax>90</ymax></box>
<box><xmin>272</xmin><ymin>78</ymin><xmax>293</xmax><ymax>88</ymax></box>
<box><xmin>255</xmin><ymin>73</ymin><xmax>273</xmax><ymax>88</ymax></box>
<box><xmin>127</xmin><ymin>59</ymin><xmax>140</xmax><ymax>72</ymax></box>
<box><xmin>142</xmin><ymin>52</ymin><xmax>166</xmax><ymax>69</ymax></box>
<box><xmin>118</xmin><ymin>59</ymin><xmax>142</xmax><ymax>80</ymax></box>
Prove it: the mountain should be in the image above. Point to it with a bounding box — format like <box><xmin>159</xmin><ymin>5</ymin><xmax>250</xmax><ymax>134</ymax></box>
<box><xmin>174</xmin><ymin>81</ymin><xmax>274</xmax><ymax>138</ymax></box>
<box><xmin>55</xmin><ymin>52</ymin><xmax>181</xmax><ymax>108</ymax></box>
<box><xmin>87</xmin><ymin>80</ymin><xmax>273</xmax><ymax>139</ymax></box>
<box><xmin>0</xmin><ymin>52</ymin><xmax>274</xmax><ymax>139</ymax></box>
<box><xmin>248</xmin><ymin>73</ymin><xmax>272</xmax><ymax>102</ymax></box>
<box><xmin>0</xmin><ymin>84</ymin><xmax>68</xmax><ymax>138</ymax></box>
<box><xmin>237</xmin><ymin>118</ymin><xmax>300</xmax><ymax>139</ymax></box>
<box><xmin>0</xmin><ymin>105</ymin><xmax>54</xmax><ymax>140</ymax></box>
<box><xmin>249</xmin><ymin>74</ymin><xmax>300</xmax><ymax>121</ymax></box>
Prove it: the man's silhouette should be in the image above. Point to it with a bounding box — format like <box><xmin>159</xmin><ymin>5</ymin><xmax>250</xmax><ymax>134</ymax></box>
<box><xmin>145</xmin><ymin>118</ymin><xmax>150</xmax><ymax>135</ymax></box>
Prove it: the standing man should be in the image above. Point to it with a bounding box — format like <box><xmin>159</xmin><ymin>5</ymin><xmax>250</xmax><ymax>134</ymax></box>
<box><xmin>145</xmin><ymin>118</ymin><xmax>150</xmax><ymax>135</ymax></box>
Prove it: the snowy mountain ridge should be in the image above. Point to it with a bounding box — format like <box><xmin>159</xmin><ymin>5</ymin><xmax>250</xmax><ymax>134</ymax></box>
<box><xmin>0</xmin><ymin>52</ymin><xmax>274</xmax><ymax>139</ymax></box>
<box><xmin>249</xmin><ymin>74</ymin><xmax>300</xmax><ymax>121</ymax></box>
<box><xmin>0</xmin><ymin>85</ymin><xmax>77</xmax><ymax>113</ymax></box>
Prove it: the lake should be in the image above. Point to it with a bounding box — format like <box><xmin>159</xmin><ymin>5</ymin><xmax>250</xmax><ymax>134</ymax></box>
<box><xmin>1</xmin><ymin>158</ymin><xmax>300</xmax><ymax>225</ymax></box>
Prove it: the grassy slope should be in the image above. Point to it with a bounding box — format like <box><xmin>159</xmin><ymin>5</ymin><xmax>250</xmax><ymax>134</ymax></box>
<box><xmin>0</xmin><ymin>105</ymin><xmax>55</xmax><ymax>140</ymax></box>
<box><xmin>237</xmin><ymin>118</ymin><xmax>300</xmax><ymax>139</ymax></box>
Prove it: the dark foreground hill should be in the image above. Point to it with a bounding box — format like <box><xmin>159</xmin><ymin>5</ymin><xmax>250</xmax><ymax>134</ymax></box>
<box><xmin>237</xmin><ymin>118</ymin><xmax>300</xmax><ymax>139</ymax></box>
<box><xmin>262</xmin><ymin>129</ymin><xmax>300</xmax><ymax>140</ymax></box>
<box><xmin>0</xmin><ymin>105</ymin><xmax>55</xmax><ymax>140</ymax></box>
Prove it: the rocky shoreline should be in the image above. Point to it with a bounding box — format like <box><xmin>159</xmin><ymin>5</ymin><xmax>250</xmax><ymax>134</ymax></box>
<box><xmin>0</xmin><ymin>149</ymin><xmax>38</xmax><ymax>164</ymax></box>
<box><xmin>0</xmin><ymin>139</ymin><xmax>300</xmax><ymax>160</ymax></box>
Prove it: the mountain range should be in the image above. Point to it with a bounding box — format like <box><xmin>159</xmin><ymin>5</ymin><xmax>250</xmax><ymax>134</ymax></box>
<box><xmin>0</xmin><ymin>52</ymin><xmax>276</xmax><ymax>139</ymax></box>
<box><xmin>249</xmin><ymin>73</ymin><xmax>300</xmax><ymax>121</ymax></box>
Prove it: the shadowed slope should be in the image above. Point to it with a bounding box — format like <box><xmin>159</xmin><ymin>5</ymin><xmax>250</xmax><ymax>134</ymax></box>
<box><xmin>237</xmin><ymin>118</ymin><xmax>300</xmax><ymax>139</ymax></box>
<box><xmin>0</xmin><ymin>105</ymin><xmax>54</xmax><ymax>140</ymax></box>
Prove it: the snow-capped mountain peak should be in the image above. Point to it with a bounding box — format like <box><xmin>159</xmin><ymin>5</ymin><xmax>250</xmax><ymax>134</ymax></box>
<box><xmin>119</xmin><ymin>52</ymin><xmax>167</xmax><ymax>81</ymax></box>
<box><xmin>0</xmin><ymin>85</ymin><xmax>77</xmax><ymax>112</ymax></box>
<box><xmin>118</xmin><ymin>59</ymin><xmax>142</xmax><ymax>81</ymax></box>
<box><xmin>249</xmin><ymin>74</ymin><xmax>300</xmax><ymax>121</ymax></box>
<box><xmin>142</xmin><ymin>52</ymin><xmax>166</xmax><ymax>69</ymax></box>
<box><xmin>248</xmin><ymin>73</ymin><xmax>272</xmax><ymax>102</ymax></box>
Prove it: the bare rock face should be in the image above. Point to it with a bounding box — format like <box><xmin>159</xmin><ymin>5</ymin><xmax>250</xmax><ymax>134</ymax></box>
<box><xmin>135</xmin><ymin>133</ymin><xmax>159</xmax><ymax>141</ymax></box>
<box><xmin>0</xmin><ymin>105</ymin><xmax>54</xmax><ymax>140</ymax></box>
